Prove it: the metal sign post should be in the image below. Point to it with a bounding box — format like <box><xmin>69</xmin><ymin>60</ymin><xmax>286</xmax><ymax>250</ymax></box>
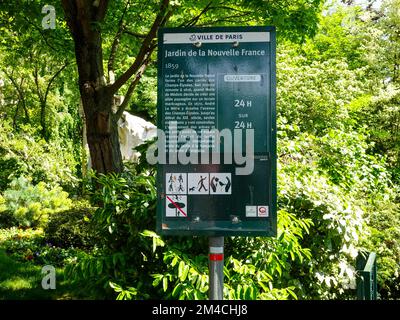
<box><xmin>209</xmin><ymin>237</ymin><xmax>224</xmax><ymax>300</ymax></box>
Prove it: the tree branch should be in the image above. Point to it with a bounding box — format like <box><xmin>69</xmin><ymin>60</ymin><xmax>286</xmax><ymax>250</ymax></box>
<box><xmin>109</xmin><ymin>0</ymin><xmax>170</xmax><ymax>94</ymax></box>
<box><xmin>22</xmin><ymin>16</ymin><xmax>58</xmax><ymax>52</ymax></box>
<box><xmin>4</xmin><ymin>71</ymin><xmax>29</xmax><ymax>124</ymax></box>
<box><xmin>108</xmin><ymin>0</ymin><xmax>131</xmax><ymax>84</ymax></box>
<box><xmin>123</xmin><ymin>30</ymin><xmax>147</xmax><ymax>39</ymax></box>
<box><xmin>44</xmin><ymin>62</ymin><xmax>70</xmax><ymax>103</ymax></box>
<box><xmin>196</xmin><ymin>12</ymin><xmax>253</xmax><ymax>27</ymax></box>
<box><xmin>178</xmin><ymin>1</ymin><xmax>213</xmax><ymax>27</ymax></box>
<box><xmin>33</xmin><ymin>64</ymin><xmax>44</xmax><ymax>103</ymax></box>
<box><xmin>114</xmin><ymin>43</ymin><xmax>156</xmax><ymax>120</ymax></box>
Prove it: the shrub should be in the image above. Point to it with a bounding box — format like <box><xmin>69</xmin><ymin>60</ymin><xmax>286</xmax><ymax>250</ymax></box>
<box><xmin>0</xmin><ymin>227</ymin><xmax>87</xmax><ymax>267</ymax></box>
<box><xmin>278</xmin><ymin>119</ymin><xmax>400</xmax><ymax>299</ymax></box>
<box><xmin>3</xmin><ymin>176</ymin><xmax>72</xmax><ymax>228</ymax></box>
<box><xmin>0</xmin><ymin>194</ymin><xmax>15</xmax><ymax>228</ymax></box>
<box><xmin>66</xmin><ymin>170</ymin><xmax>316</xmax><ymax>300</ymax></box>
<box><xmin>361</xmin><ymin>202</ymin><xmax>400</xmax><ymax>299</ymax></box>
<box><xmin>44</xmin><ymin>199</ymin><xmax>97</xmax><ymax>249</ymax></box>
<box><xmin>65</xmin><ymin>170</ymin><xmax>159</xmax><ymax>298</ymax></box>
<box><xmin>0</xmin><ymin>121</ymin><xmax>78</xmax><ymax>192</ymax></box>
<box><xmin>149</xmin><ymin>210</ymin><xmax>313</xmax><ymax>300</ymax></box>
<box><xmin>0</xmin><ymin>227</ymin><xmax>45</xmax><ymax>262</ymax></box>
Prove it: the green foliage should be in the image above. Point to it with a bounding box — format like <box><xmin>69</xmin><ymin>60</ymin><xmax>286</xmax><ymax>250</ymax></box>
<box><xmin>0</xmin><ymin>0</ymin><xmax>400</xmax><ymax>302</ymax></box>
<box><xmin>129</xmin><ymin>74</ymin><xmax>157</xmax><ymax>121</ymax></box>
<box><xmin>89</xmin><ymin>171</ymin><xmax>157</xmax><ymax>251</ymax></box>
<box><xmin>224</xmin><ymin>257</ymin><xmax>297</xmax><ymax>300</ymax></box>
<box><xmin>277</xmin><ymin>118</ymin><xmax>400</xmax><ymax>298</ymax></box>
<box><xmin>302</xmin><ymin>5</ymin><xmax>369</xmax><ymax>69</ymax></box>
<box><xmin>65</xmin><ymin>170</ymin><xmax>160</xmax><ymax>298</ymax></box>
<box><xmin>0</xmin><ymin>227</ymin><xmax>80</xmax><ymax>267</ymax></box>
<box><xmin>44</xmin><ymin>199</ymin><xmax>96</xmax><ymax>250</ymax></box>
<box><xmin>0</xmin><ymin>121</ymin><xmax>79</xmax><ymax>192</ymax></box>
<box><xmin>151</xmin><ymin>246</ymin><xmax>209</xmax><ymax>300</ymax></box>
<box><xmin>65</xmin><ymin>170</ymin><xmax>316</xmax><ymax>300</ymax></box>
<box><xmin>0</xmin><ymin>226</ymin><xmax>94</xmax><ymax>299</ymax></box>
<box><xmin>278</xmin><ymin>46</ymin><xmax>368</xmax><ymax>133</ymax></box>
<box><xmin>2</xmin><ymin>176</ymin><xmax>72</xmax><ymax>228</ymax></box>
<box><xmin>274</xmin><ymin>2</ymin><xmax>400</xmax><ymax>298</ymax></box>
<box><xmin>0</xmin><ymin>194</ymin><xmax>6</xmax><ymax>214</ymax></box>
<box><xmin>361</xmin><ymin>198</ymin><xmax>400</xmax><ymax>299</ymax></box>
<box><xmin>279</xmin><ymin>165</ymin><xmax>362</xmax><ymax>298</ymax></box>
<box><xmin>147</xmin><ymin>209</ymin><xmax>313</xmax><ymax>300</ymax></box>
<box><xmin>351</xmin><ymin>87</ymin><xmax>400</xmax><ymax>173</ymax></box>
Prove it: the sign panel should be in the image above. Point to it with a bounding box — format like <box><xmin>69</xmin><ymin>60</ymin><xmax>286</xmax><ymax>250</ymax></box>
<box><xmin>156</xmin><ymin>26</ymin><xmax>276</xmax><ymax>236</ymax></box>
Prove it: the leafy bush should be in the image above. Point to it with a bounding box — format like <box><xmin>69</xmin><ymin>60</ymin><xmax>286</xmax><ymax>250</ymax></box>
<box><xmin>149</xmin><ymin>209</ymin><xmax>312</xmax><ymax>300</ymax></box>
<box><xmin>0</xmin><ymin>227</ymin><xmax>87</xmax><ymax>267</ymax></box>
<box><xmin>0</xmin><ymin>227</ymin><xmax>45</xmax><ymax>262</ymax></box>
<box><xmin>65</xmin><ymin>143</ymin><xmax>399</xmax><ymax>300</ymax></box>
<box><xmin>278</xmin><ymin>116</ymin><xmax>400</xmax><ymax>299</ymax></box>
<box><xmin>44</xmin><ymin>199</ymin><xmax>96</xmax><ymax>249</ymax></box>
<box><xmin>361</xmin><ymin>202</ymin><xmax>400</xmax><ymax>299</ymax></box>
<box><xmin>0</xmin><ymin>146</ymin><xmax>20</xmax><ymax>191</ymax></box>
<box><xmin>277</xmin><ymin>45</ymin><xmax>368</xmax><ymax>134</ymax></box>
<box><xmin>0</xmin><ymin>194</ymin><xmax>16</xmax><ymax>228</ymax></box>
<box><xmin>2</xmin><ymin>176</ymin><xmax>72</xmax><ymax>227</ymax></box>
<box><xmin>0</xmin><ymin>121</ymin><xmax>78</xmax><ymax>192</ymax></box>
<box><xmin>65</xmin><ymin>170</ymin><xmax>317</xmax><ymax>300</ymax></box>
<box><xmin>350</xmin><ymin>87</ymin><xmax>400</xmax><ymax>176</ymax></box>
<box><xmin>65</xmin><ymin>170</ymin><xmax>159</xmax><ymax>298</ymax></box>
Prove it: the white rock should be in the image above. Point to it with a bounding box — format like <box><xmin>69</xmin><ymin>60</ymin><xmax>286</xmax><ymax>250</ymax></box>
<box><xmin>117</xmin><ymin>111</ymin><xmax>157</xmax><ymax>162</ymax></box>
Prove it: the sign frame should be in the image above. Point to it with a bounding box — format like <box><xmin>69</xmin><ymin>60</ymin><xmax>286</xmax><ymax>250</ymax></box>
<box><xmin>156</xmin><ymin>26</ymin><xmax>277</xmax><ymax>237</ymax></box>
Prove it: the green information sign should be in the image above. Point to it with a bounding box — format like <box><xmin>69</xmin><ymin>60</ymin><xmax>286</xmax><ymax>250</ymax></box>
<box><xmin>156</xmin><ymin>26</ymin><xmax>276</xmax><ymax>236</ymax></box>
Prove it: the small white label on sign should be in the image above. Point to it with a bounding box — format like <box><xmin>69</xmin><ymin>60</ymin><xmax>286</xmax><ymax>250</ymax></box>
<box><xmin>166</xmin><ymin>195</ymin><xmax>187</xmax><ymax>217</ymax></box>
<box><xmin>163</xmin><ymin>32</ymin><xmax>270</xmax><ymax>44</ymax></box>
<box><xmin>257</xmin><ymin>206</ymin><xmax>269</xmax><ymax>217</ymax></box>
<box><xmin>209</xmin><ymin>173</ymin><xmax>232</xmax><ymax>195</ymax></box>
<box><xmin>246</xmin><ymin>206</ymin><xmax>257</xmax><ymax>217</ymax></box>
<box><xmin>188</xmin><ymin>173</ymin><xmax>209</xmax><ymax>194</ymax></box>
<box><xmin>166</xmin><ymin>173</ymin><xmax>187</xmax><ymax>194</ymax></box>
<box><xmin>224</xmin><ymin>74</ymin><xmax>261</xmax><ymax>82</ymax></box>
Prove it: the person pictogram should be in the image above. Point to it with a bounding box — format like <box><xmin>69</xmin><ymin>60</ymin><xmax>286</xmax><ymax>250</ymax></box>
<box><xmin>198</xmin><ymin>175</ymin><xmax>207</xmax><ymax>192</ymax></box>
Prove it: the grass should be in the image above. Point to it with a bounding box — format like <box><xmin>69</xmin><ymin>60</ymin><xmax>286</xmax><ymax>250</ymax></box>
<box><xmin>0</xmin><ymin>249</ymin><xmax>90</xmax><ymax>300</ymax></box>
<box><xmin>0</xmin><ymin>225</ymin><xmax>97</xmax><ymax>300</ymax></box>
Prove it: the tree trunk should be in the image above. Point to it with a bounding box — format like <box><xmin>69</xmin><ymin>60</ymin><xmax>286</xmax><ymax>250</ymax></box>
<box><xmin>83</xmin><ymin>97</ymin><xmax>123</xmax><ymax>174</ymax></box>
<box><xmin>62</xmin><ymin>0</ymin><xmax>123</xmax><ymax>175</ymax></box>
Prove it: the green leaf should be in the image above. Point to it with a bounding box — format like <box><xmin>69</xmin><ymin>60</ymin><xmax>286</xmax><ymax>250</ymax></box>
<box><xmin>171</xmin><ymin>256</ymin><xmax>178</xmax><ymax>267</ymax></box>
<box><xmin>163</xmin><ymin>277</ymin><xmax>168</xmax><ymax>292</ymax></box>
<box><xmin>178</xmin><ymin>261</ymin><xmax>185</xmax><ymax>279</ymax></box>
<box><xmin>152</xmin><ymin>274</ymin><xmax>162</xmax><ymax>287</ymax></box>
<box><xmin>172</xmin><ymin>283</ymin><xmax>182</xmax><ymax>297</ymax></box>
<box><xmin>96</xmin><ymin>259</ymin><xmax>103</xmax><ymax>275</ymax></box>
<box><xmin>180</xmin><ymin>265</ymin><xmax>189</xmax><ymax>282</ymax></box>
<box><xmin>236</xmin><ymin>284</ymin><xmax>243</xmax><ymax>299</ymax></box>
<box><xmin>109</xmin><ymin>281</ymin><xmax>122</xmax><ymax>292</ymax></box>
